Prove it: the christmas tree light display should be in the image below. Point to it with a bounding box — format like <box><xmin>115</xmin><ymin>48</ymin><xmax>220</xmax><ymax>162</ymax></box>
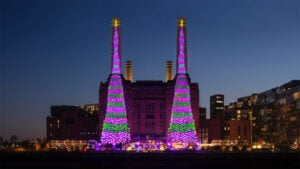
<box><xmin>168</xmin><ymin>18</ymin><xmax>198</xmax><ymax>144</ymax></box>
<box><xmin>101</xmin><ymin>18</ymin><xmax>130</xmax><ymax>144</ymax></box>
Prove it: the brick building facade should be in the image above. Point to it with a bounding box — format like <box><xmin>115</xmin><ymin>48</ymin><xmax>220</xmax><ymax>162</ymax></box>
<box><xmin>99</xmin><ymin>77</ymin><xmax>200</xmax><ymax>141</ymax></box>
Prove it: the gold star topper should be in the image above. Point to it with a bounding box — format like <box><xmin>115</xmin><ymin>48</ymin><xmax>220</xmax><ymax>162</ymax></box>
<box><xmin>178</xmin><ymin>18</ymin><xmax>186</xmax><ymax>27</ymax></box>
<box><xmin>112</xmin><ymin>18</ymin><xmax>120</xmax><ymax>27</ymax></box>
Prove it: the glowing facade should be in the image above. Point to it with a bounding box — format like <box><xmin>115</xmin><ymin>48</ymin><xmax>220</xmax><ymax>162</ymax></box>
<box><xmin>168</xmin><ymin>18</ymin><xmax>198</xmax><ymax>144</ymax></box>
<box><xmin>101</xmin><ymin>18</ymin><xmax>131</xmax><ymax>144</ymax></box>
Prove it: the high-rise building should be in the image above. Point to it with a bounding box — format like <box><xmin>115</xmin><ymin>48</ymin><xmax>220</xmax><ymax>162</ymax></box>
<box><xmin>199</xmin><ymin>94</ymin><xmax>253</xmax><ymax>145</ymax></box>
<box><xmin>224</xmin><ymin>80</ymin><xmax>300</xmax><ymax>145</ymax></box>
<box><xmin>210</xmin><ymin>94</ymin><xmax>224</xmax><ymax>119</ymax></box>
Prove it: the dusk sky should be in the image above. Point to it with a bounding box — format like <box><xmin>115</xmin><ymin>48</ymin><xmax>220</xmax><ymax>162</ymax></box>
<box><xmin>1</xmin><ymin>0</ymin><xmax>299</xmax><ymax>140</ymax></box>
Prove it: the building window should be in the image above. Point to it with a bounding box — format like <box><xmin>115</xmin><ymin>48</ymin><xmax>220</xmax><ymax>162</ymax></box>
<box><xmin>57</xmin><ymin>119</ymin><xmax>60</xmax><ymax>128</ymax></box>
<box><xmin>137</xmin><ymin>104</ymin><xmax>141</xmax><ymax>113</ymax></box>
<box><xmin>160</xmin><ymin>103</ymin><xmax>165</xmax><ymax>113</ymax></box>
<box><xmin>294</xmin><ymin>92</ymin><xmax>300</xmax><ymax>100</ymax></box>
<box><xmin>244</xmin><ymin>125</ymin><xmax>247</xmax><ymax>139</ymax></box>
<box><xmin>65</xmin><ymin>118</ymin><xmax>74</xmax><ymax>124</ymax></box>
<box><xmin>199</xmin><ymin>128</ymin><xmax>208</xmax><ymax>143</ymax></box>
<box><xmin>146</xmin><ymin>115</ymin><xmax>154</xmax><ymax>119</ymax></box>
<box><xmin>145</xmin><ymin>122</ymin><xmax>155</xmax><ymax>133</ymax></box>
<box><xmin>146</xmin><ymin>103</ymin><xmax>155</xmax><ymax>113</ymax></box>
<box><xmin>138</xmin><ymin>121</ymin><xmax>141</xmax><ymax>132</ymax></box>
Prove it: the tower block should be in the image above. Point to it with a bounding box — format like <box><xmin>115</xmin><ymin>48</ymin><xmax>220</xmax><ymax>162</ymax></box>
<box><xmin>101</xmin><ymin>18</ymin><xmax>131</xmax><ymax>144</ymax></box>
<box><xmin>168</xmin><ymin>18</ymin><xmax>198</xmax><ymax>144</ymax></box>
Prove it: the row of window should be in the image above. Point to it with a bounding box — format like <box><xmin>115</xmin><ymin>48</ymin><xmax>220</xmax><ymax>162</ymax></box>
<box><xmin>79</xmin><ymin>132</ymin><xmax>98</xmax><ymax>135</ymax></box>
<box><xmin>137</xmin><ymin>115</ymin><xmax>164</xmax><ymax>119</ymax></box>
<box><xmin>137</xmin><ymin>103</ymin><xmax>165</xmax><ymax>113</ymax></box>
<box><xmin>49</xmin><ymin>132</ymin><xmax>98</xmax><ymax>137</ymax></box>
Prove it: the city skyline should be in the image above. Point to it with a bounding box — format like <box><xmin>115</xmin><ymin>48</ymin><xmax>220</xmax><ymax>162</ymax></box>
<box><xmin>1</xmin><ymin>0</ymin><xmax>300</xmax><ymax>140</ymax></box>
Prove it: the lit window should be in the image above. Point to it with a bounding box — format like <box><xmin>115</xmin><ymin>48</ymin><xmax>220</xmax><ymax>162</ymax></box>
<box><xmin>294</xmin><ymin>92</ymin><xmax>300</xmax><ymax>100</ymax></box>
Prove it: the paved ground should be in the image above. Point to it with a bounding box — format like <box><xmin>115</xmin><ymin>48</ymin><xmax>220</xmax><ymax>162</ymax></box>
<box><xmin>1</xmin><ymin>152</ymin><xmax>299</xmax><ymax>169</ymax></box>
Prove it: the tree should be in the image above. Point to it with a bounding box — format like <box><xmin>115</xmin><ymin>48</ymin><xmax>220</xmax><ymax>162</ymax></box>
<box><xmin>100</xmin><ymin>22</ymin><xmax>131</xmax><ymax>145</ymax></box>
<box><xmin>168</xmin><ymin>74</ymin><xmax>198</xmax><ymax>144</ymax></box>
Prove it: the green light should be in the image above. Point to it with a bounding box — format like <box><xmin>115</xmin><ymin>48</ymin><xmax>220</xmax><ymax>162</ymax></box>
<box><xmin>103</xmin><ymin>123</ymin><xmax>130</xmax><ymax>132</ymax></box>
<box><xmin>174</xmin><ymin>102</ymin><xmax>190</xmax><ymax>107</ymax></box>
<box><xmin>168</xmin><ymin>122</ymin><xmax>196</xmax><ymax>132</ymax></box>
<box><xmin>108</xmin><ymin>102</ymin><xmax>124</xmax><ymax>107</ymax></box>
<box><xmin>109</xmin><ymin>85</ymin><xmax>122</xmax><ymax>89</ymax></box>
<box><xmin>108</xmin><ymin>93</ymin><xmax>123</xmax><ymax>98</ymax></box>
<box><xmin>175</xmin><ymin>93</ymin><xmax>189</xmax><ymax>97</ymax></box>
<box><xmin>172</xmin><ymin>112</ymin><xmax>193</xmax><ymax>118</ymax></box>
<box><xmin>105</xmin><ymin>113</ymin><xmax>126</xmax><ymax>118</ymax></box>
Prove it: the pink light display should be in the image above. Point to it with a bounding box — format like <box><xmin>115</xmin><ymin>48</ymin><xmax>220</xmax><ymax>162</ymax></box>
<box><xmin>168</xmin><ymin>19</ymin><xmax>198</xmax><ymax>144</ymax></box>
<box><xmin>112</xmin><ymin>27</ymin><xmax>121</xmax><ymax>74</ymax></box>
<box><xmin>177</xmin><ymin>28</ymin><xmax>187</xmax><ymax>74</ymax></box>
<box><xmin>101</xmin><ymin>19</ymin><xmax>131</xmax><ymax>144</ymax></box>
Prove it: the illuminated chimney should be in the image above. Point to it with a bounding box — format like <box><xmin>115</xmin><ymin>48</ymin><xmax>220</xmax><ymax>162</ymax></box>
<box><xmin>111</xmin><ymin>18</ymin><xmax>122</xmax><ymax>74</ymax></box>
<box><xmin>176</xmin><ymin>17</ymin><xmax>188</xmax><ymax>74</ymax></box>
<box><xmin>125</xmin><ymin>61</ymin><xmax>133</xmax><ymax>82</ymax></box>
<box><xmin>166</xmin><ymin>61</ymin><xmax>173</xmax><ymax>81</ymax></box>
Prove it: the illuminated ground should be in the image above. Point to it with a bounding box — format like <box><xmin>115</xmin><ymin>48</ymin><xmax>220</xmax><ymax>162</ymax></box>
<box><xmin>1</xmin><ymin>152</ymin><xmax>299</xmax><ymax>169</ymax></box>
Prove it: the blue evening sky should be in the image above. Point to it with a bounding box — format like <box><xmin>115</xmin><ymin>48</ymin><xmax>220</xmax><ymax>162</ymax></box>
<box><xmin>1</xmin><ymin>0</ymin><xmax>299</xmax><ymax>140</ymax></box>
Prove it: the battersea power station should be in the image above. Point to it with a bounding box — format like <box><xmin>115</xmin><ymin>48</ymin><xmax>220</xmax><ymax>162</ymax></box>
<box><xmin>47</xmin><ymin>18</ymin><xmax>203</xmax><ymax>150</ymax></box>
<box><xmin>99</xmin><ymin>18</ymin><xmax>200</xmax><ymax>145</ymax></box>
